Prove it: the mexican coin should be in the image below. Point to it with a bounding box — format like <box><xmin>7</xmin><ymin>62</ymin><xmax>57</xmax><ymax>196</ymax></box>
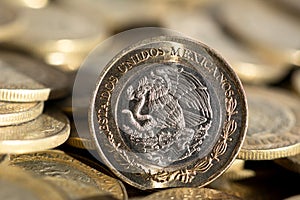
<box><xmin>89</xmin><ymin>35</ymin><xmax>248</xmax><ymax>189</ymax></box>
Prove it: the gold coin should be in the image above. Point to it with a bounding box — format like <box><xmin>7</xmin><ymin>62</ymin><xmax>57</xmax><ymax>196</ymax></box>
<box><xmin>8</xmin><ymin>150</ymin><xmax>128</xmax><ymax>200</ymax></box>
<box><xmin>0</xmin><ymin>49</ymin><xmax>72</xmax><ymax>101</ymax></box>
<box><xmin>66</xmin><ymin>120</ymin><xmax>96</xmax><ymax>150</ymax></box>
<box><xmin>221</xmin><ymin>159</ymin><xmax>255</xmax><ymax>180</ymax></box>
<box><xmin>0</xmin><ymin>60</ymin><xmax>50</xmax><ymax>102</ymax></box>
<box><xmin>238</xmin><ymin>86</ymin><xmax>300</xmax><ymax>160</ymax></box>
<box><xmin>2</xmin><ymin>0</ymin><xmax>50</xmax><ymax>9</ymax></box>
<box><xmin>0</xmin><ymin>165</ymin><xmax>68</xmax><ymax>200</ymax></box>
<box><xmin>163</xmin><ymin>9</ymin><xmax>289</xmax><ymax>85</ymax></box>
<box><xmin>214</xmin><ymin>0</ymin><xmax>300</xmax><ymax>67</ymax></box>
<box><xmin>0</xmin><ymin>109</ymin><xmax>70</xmax><ymax>154</ymax></box>
<box><xmin>12</xmin><ymin>4</ymin><xmax>108</xmax><ymax>71</ymax></box>
<box><xmin>0</xmin><ymin>2</ymin><xmax>24</xmax><ymax>41</ymax></box>
<box><xmin>134</xmin><ymin>187</ymin><xmax>242</xmax><ymax>200</ymax></box>
<box><xmin>0</xmin><ymin>101</ymin><xmax>43</xmax><ymax>126</ymax></box>
<box><xmin>274</xmin><ymin>153</ymin><xmax>300</xmax><ymax>174</ymax></box>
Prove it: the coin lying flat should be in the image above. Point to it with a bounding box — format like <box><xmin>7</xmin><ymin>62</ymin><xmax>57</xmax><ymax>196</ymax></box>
<box><xmin>163</xmin><ymin>9</ymin><xmax>289</xmax><ymax>85</ymax></box>
<box><xmin>0</xmin><ymin>60</ymin><xmax>50</xmax><ymax>102</ymax></box>
<box><xmin>0</xmin><ymin>109</ymin><xmax>70</xmax><ymax>154</ymax></box>
<box><xmin>0</xmin><ymin>2</ymin><xmax>24</xmax><ymax>41</ymax></box>
<box><xmin>0</xmin><ymin>165</ymin><xmax>68</xmax><ymax>200</ymax></box>
<box><xmin>214</xmin><ymin>0</ymin><xmax>300</xmax><ymax>67</ymax></box>
<box><xmin>238</xmin><ymin>86</ymin><xmax>300</xmax><ymax>160</ymax></box>
<box><xmin>274</xmin><ymin>153</ymin><xmax>300</xmax><ymax>174</ymax></box>
<box><xmin>66</xmin><ymin>120</ymin><xmax>96</xmax><ymax>150</ymax></box>
<box><xmin>89</xmin><ymin>35</ymin><xmax>248</xmax><ymax>189</ymax></box>
<box><xmin>132</xmin><ymin>187</ymin><xmax>243</xmax><ymax>200</ymax></box>
<box><xmin>13</xmin><ymin>4</ymin><xmax>108</xmax><ymax>71</ymax></box>
<box><xmin>0</xmin><ymin>49</ymin><xmax>72</xmax><ymax>101</ymax></box>
<box><xmin>0</xmin><ymin>101</ymin><xmax>43</xmax><ymax>126</ymax></box>
<box><xmin>8</xmin><ymin>150</ymin><xmax>128</xmax><ymax>200</ymax></box>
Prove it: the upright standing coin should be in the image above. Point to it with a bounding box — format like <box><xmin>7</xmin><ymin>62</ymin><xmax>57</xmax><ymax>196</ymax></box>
<box><xmin>0</xmin><ymin>49</ymin><xmax>72</xmax><ymax>101</ymax></box>
<box><xmin>0</xmin><ymin>165</ymin><xmax>68</xmax><ymax>200</ymax></box>
<box><xmin>0</xmin><ymin>109</ymin><xmax>70</xmax><ymax>154</ymax></box>
<box><xmin>8</xmin><ymin>150</ymin><xmax>128</xmax><ymax>200</ymax></box>
<box><xmin>132</xmin><ymin>187</ymin><xmax>243</xmax><ymax>200</ymax></box>
<box><xmin>238</xmin><ymin>86</ymin><xmax>300</xmax><ymax>160</ymax></box>
<box><xmin>0</xmin><ymin>101</ymin><xmax>43</xmax><ymax>126</ymax></box>
<box><xmin>89</xmin><ymin>35</ymin><xmax>248</xmax><ymax>189</ymax></box>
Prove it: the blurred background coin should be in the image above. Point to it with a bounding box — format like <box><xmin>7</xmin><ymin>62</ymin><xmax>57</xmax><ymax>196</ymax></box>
<box><xmin>0</xmin><ymin>101</ymin><xmax>43</xmax><ymax>126</ymax></box>
<box><xmin>274</xmin><ymin>153</ymin><xmax>300</xmax><ymax>174</ymax></box>
<box><xmin>239</xmin><ymin>86</ymin><xmax>300</xmax><ymax>160</ymax></box>
<box><xmin>214</xmin><ymin>0</ymin><xmax>300</xmax><ymax>68</ymax></box>
<box><xmin>0</xmin><ymin>109</ymin><xmax>70</xmax><ymax>154</ymax></box>
<box><xmin>163</xmin><ymin>9</ymin><xmax>289</xmax><ymax>85</ymax></box>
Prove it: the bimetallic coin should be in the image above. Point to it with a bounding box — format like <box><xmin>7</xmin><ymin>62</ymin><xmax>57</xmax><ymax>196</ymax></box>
<box><xmin>0</xmin><ymin>60</ymin><xmax>50</xmax><ymax>102</ymax></box>
<box><xmin>0</xmin><ymin>165</ymin><xmax>68</xmax><ymax>200</ymax></box>
<box><xmin>0</xmin><ymin>49</ymin><xmax>72</xmax><ymax>100</ymax></box>
<box><xmin>0</xmin><ymin>109</ymin><xmax>70</xmax><ymax>154</ymax></box>
<box><xmin>133</xmin><ymin>187</ymin><xmax>243</xmax><ymax>200</ymax></box>
<box><xmin>0</xmin><ymin>101</ymin><xmax>43</xmax><ymax>126</ymax></box>
<box><xmin>66</xmin><ymin>121</ymin><xmax>96</xmax><ymax>150</ymax></box>
<box><xmin>89</xmin><ymin>35</ymin><xmax>248</xmax><ymax>189</ymax></box>
<box><xmin>274</xmin><ymin>153</ymin><xmax>300</xmax><ymax>174</ymax></box>
<box><xmin>214</xmin><ymin>0</ymin><xmax>300</xmax><ymax>67</ymax></box>
<box><xmin>8</xmin><ymin>150</ymin><xmax>128</xmax><ymax>200</ymax></box>
<box><xmin>163</xmin><ymin>10</ymin><xmax>289</xmax><ymax>85</ymax></box>
<box><xmin>238</xmin><ymin>86</ymin><xmax>300</xmax><ymax>160</ymax></box>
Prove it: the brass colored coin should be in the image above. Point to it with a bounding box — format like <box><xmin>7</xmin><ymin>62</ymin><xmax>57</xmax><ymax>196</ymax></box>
<box><xmin>0</xmin><ymin>49</ymin><xmax>72</xmax><ymax>101</ymax></box>
<box><xmin>0</xmin><ymin>109</ymin><xmax>70</xmax><ymax>154</ymax></box>
<box><xmin>214</xmin><ymin>0</ymin><xmax>300</xmax><ymax>67</ymax></box>
<box><xmin>238</xmin><ymin>86</ymin><xmax>300</xmax><ymax>160</ymax></box>
<box><xmin>13</xmin><ymin>4</ymin><xmax>107</xmax><ymax>71</ymax></box>
<box><xmin>221</xmin><ymin>159</ymin><xmax>255</xmax><ymax>180</ymax></box>
<box><xmin>0</xmin><ymin>101</ymin><xmax>43</xmax><ymax>126</ymax></box>
<box><xmin>292</xmin><ymin>69</ymin><xmax>300</xmax><ymax>96</ymax></box>
<box><xmin>8</xmin><ymin>150</ymin><xmax>128</xmax><ymax>200</ymax></box>
<box><xmin>66</xmin><ymin>121</ymin><xmax>96</xmax><ymax>150</ymax></box>
<box><xmin>163</xmin><ymin>10</ymin><xmax>289</xmax><ymax>85</ymax></box>
<box><xmin>134</xmin><ymin>187</ymin><xmax>243</xmax><ymax>200</ymax></box>
<box><xmin>274</xmin><ymin>153</ymin><xmax>300</xmax><ymax>174</ymax></box>
<box><xmin>0</xmin><ymin>165</ymin><xmax>68</xmax><ymax>200</ymax></box>
<box><xmin>89</xmin><ymin>35</ymin><xmax>248</xmax><ymax>189</ymax></box>
<box><xmin>0</xmin><ymin>2</ymin><xmax>24</xmax><ymax>41</ymax></box>
<box><xmin>0</xmin><ymin>60</ymin><xmax>50</xmax><ymax>102</ymax></box>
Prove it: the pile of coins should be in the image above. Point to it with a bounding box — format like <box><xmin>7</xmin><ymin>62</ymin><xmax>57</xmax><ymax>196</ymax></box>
<box><xmin>0</xmin><ymin>0</ymin><xmax>299</xmax><ymax>200</ymax></box>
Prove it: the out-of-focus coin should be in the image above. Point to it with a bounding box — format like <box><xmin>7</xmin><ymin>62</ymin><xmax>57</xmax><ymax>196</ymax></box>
<box><xmin>238</xmin><ymin>86</ymin><xmax>300</xmax><ymax>160</ymax></box>
<box><xmin>0</xmin><ymin>101</ymin><xmax>43</xmax><ymax>126</ymax></box>
<box><xmin>163</xmin><ymin>10</ymin><xmax>289</xmax><ymax>85</ymax></box>
<box><xmin>284</xmin><ymin>194</ymin><xmax>300</xmax><ymax>200</ymax></box>
<box><xmin>0</xmin><ymin>165</ymin><xmax>68</xmax><ymax>200</ymax></box>
<box><xmin>0</xmin><ymin>60</ymin><xmax>50</xmax><ymax>102</ymax></box>
<box><xmin>132</xmin><ymin>187</ymin><xmax>243</xmax><ymax>200</ymax></box>
<box><xmin>0</xmin><ymin>49</ymin><xmax>72</xmax><ymax>101</ymax></box>
<box><xmin>13</xmin><ymin>4</ymin><xmax>108</xmax><ymax>71</ymax></box>
<box><xmin>8</xmin><ymin>150</ymin><xmax>128</xmax><ymax>200</ymax></box>
<box><xmin>221</xmin><ymin>159</ymin><xmax>255</xmax><ymax>180</ymax></box>
<box><xmin>0</xmin><ymin>2</ymin><xmax>24</xmax><ymax>41</ymax></box>
<box><xmin>270</xmin><ymin>0</ymin><xmax>300</xmax><ymax>17</ymax></box>
<box><xmin>2</xmin><ymin>0</ymin><xmax>51</xmax><ymax>9</ymax></box>
<box><xmin>214</xmin><ymin>0</ymin><xmax>300</xmax><ymax>67</ymax></box>
<box><xmin>0</xmin><ymin>109</ymin><xmax>70</xmax><ymax>154</ymax></box>
<box><xmin>274</xmin><ymin>153</ymin><xmax>300</xmax><ymax>174</ymax></box>
<box><xmin>66</xmin><ymin>120</ymin><xmax>96</xmax><ymax>150</ymax></box>
<box><xmin>292</xmin><ymin>69</ymin><xmax>300</xmax><ymax>96</ymax></box>
<box><xmin>89</xmin><ymin>35</ymin><xmax>248</xmax><ymax>189</ymax></box>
